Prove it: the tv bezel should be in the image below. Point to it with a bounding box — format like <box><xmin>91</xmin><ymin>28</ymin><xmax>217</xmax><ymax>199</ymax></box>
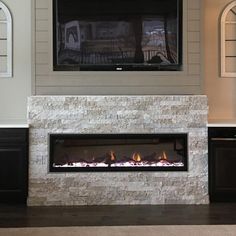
<box><xmin>53</xmin><ymin>0</ymin><xmax>183</xmax><ymax>72</ymax></box>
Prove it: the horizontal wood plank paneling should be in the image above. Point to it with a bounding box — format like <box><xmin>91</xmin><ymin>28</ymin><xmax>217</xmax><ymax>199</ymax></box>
<box><xmin>35</xmin><ymin>42</ymin><xmax>49</xmax><ymax>53</ymax></box>
<box><xmin>36</xmin><ymin>20</ymin><xmax>49</xmax><ymax>31</ymax></box>
<box><xmin>36</xmin><ymin>86</ymin><xmax>200</xmax><ymax>95</ymax></box>
<box><xmin>188</xmin><ymin>0</ymin><xmax>200</xmax><ymax>9</ymax></box>
<box><xmin>188</xmin><ymin>65</ymin><xmax>201</xmax><ymax>75</ymax></box>
<box><xmin>188</xmin><ymin>42</ymin><xmax>200</xmax><ymax>53</ymax></box>
<box><xmin>188</xmin><ymin>20</ymin><xmax>200</xmax><ymax>32</ymax></box>
<box><xmin>36</xmin><ymin>53</ymin><xmax>49</xmax><ymax>64</ymax></box>
<box><xmin>36</xmin><ymin>75</ymin><xmax>200</xmax><ymax>87</ymax></box>
<box><xmin>35</xmin><ymin>0</ymin><xmax>50</xmax><ymax>9</ymax></box>
<box><xmin>36</xmin><ymin>9</ymin><xmax>49</xmax><ymax>20</ymax></box>
<box><xmin>33</xmin><ymin>0</ymin><xmax>203</xmax><ymax>95</ymax></box>
<box><xmin>188</xmin><ymin>10</ymin><xmax>201</xmax><ymax>20</ymax></box>
<box><xmin>188</xmin><ymin>32</ymin><xmax>200</xmax><ymax>42</ymax></box>
<box><xmin>188</xmin><ymin>53</ymin><xmax>200</xmax><ymax>64</ymax></box>
<box><xmin>35</xmin><ymin>31</ymin><xmax>49</xmax><ymax>42</ymax></box>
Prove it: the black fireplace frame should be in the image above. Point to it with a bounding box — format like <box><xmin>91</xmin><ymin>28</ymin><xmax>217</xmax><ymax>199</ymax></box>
<box><xmin>49</xmin><ymin>133</ymin><xmax>188</xmax><ymax>172</ymax></box>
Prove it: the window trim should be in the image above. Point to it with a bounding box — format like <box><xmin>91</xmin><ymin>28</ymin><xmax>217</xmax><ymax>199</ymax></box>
<box><xmin>0</xmin><ymin>1</ymin><xmax>12</xmax><ymax>77</ymax></box>
<box><xmin>221</xmin><ymin>1</ymin><xmax>236</xmax><ymax>77</ymax></box>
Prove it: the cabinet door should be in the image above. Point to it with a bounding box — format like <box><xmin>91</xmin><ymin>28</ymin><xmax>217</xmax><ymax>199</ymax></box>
<box><xmin>0</xmin><ymin>145</ymin><xmax>28</xmax><ymax>203</ymax></box>
<box><xmin>209</xmin><ymin>140</ymin><xmax>236</xmax><ymax>202</ymax></box>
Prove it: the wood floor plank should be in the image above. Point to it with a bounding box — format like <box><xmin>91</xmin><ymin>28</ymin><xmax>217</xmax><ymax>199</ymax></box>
<box><xmin>0</xmin><ymin>204</ymin><xmax>236</xmax><ymax>227</ymax></box>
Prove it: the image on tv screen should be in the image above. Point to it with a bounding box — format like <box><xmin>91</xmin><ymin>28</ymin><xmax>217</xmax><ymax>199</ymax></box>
<box><xmin>53</xmin><ymin>0</ymin><xmax>182</xmax><ymax>71</ymax></box>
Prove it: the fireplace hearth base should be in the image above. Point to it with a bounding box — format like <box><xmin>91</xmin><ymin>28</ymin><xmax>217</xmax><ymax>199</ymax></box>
<box><xmin>28</xmin><ymin>95</ymin><xmax>208</xmax><ymax>206</ymax></box>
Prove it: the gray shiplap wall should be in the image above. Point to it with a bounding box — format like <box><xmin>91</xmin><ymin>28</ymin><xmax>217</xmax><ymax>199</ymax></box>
<box><xmin>33</xmin><ymin>0</ymin><xmax>202</xmax><ymax>95</ymax></box>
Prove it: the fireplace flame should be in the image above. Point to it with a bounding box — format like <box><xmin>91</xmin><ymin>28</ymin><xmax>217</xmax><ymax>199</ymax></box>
<box><xmin>110</xmin><ymin>151</ymin><xmax>116</xmax><ymax>161</ymax></box>
<box><xmin>159</xmin><ymin>151</ymin><xmax>168</xmax><ymax>161</ymax></box>
<box><xmin>132</xmin><ymin>153</ymin><xmax>142</xmax><ymax>162</ymax></box>
<box><xmin>163</xmin><ymin>151</ymin><xmax>167</xmax><ymax>160</ymax></box>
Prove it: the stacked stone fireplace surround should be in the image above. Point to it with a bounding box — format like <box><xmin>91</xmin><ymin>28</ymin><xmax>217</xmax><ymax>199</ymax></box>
<box><xmin>28</xmin><ymin>95</ymin><xmax>208</xmax><ymax>206</ymax></box>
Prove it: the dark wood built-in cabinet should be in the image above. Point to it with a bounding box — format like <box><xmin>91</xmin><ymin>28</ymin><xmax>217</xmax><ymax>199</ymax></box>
<box><xmin>209</xmin><ymin>127</ymin><xmax>236</xmax><ymax>202</ymax></box>
<box><xmin>0</xmin><ymin>128</ymin><xmax>28</xmax><ymax>204</ymax></box>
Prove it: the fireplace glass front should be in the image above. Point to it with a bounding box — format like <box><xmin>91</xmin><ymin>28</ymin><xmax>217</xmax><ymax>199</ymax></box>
<box><xmin>49</xmin><ymin>133</ymin><xmax>188</xmax><ymax>172</ymax></box>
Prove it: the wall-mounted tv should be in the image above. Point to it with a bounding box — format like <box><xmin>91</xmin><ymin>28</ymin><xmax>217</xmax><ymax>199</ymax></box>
<box><xmin>53</xmin><ymin>0</ymin><xmax>182</xmax><ymax>71</ymax></box>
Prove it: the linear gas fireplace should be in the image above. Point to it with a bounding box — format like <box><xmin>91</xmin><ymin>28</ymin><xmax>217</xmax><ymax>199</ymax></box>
<box><xmin>49</xmin><ymin>133</ymin><xmax>188</xmax><ymax>172</ymax></box>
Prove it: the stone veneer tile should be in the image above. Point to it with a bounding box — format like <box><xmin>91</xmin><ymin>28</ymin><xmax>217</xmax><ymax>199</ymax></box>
<box><xmin>28</xmin><ymin>95</ymin><xmax>209</xmax><ymax>206</ymax></box>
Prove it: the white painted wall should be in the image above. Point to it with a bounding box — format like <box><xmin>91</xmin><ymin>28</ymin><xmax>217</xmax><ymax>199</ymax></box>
<box><xmin>0</xmin><ymin>0</ymin><xmax>31</xmax><ymax>124</ymax></box>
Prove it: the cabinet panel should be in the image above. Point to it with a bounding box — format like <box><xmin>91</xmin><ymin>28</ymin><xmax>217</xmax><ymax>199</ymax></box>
<box><xmin>209</xmin><ymin>127</ymin><xmax>236</xmax><ymax>202</ymax></box>
<box><xmin>214</xmin><ymin>145</ymin><xmax>236</xmax><ymax>189</ymax></box>
<box><xmin>0</xmin><ymin>129</ymin><xmax>28</xmax><ymax>204</ymax></box>
<box><xmin>0</xmin><ymin>148</ymin><xmax>22</xmax><ymax>190</ymax></box>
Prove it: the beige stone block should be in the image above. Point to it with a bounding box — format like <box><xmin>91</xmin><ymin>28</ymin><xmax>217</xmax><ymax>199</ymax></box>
<box><xmin>27</xmin><ymin>197</ymin><xmax>47</xmax><ymax>206</ymax></box>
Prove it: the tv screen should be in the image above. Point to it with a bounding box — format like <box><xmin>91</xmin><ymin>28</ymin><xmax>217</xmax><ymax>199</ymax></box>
<box><xmin>53</xmin><ymin>0</ymin><xmax>182</xmax><ymax>71</ymax></box>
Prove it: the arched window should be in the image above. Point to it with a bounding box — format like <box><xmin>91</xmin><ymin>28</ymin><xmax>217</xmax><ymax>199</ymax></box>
<box><xmin>221</xmin><ymin>1</ymin><xmax>236</xmax><ymax>77</ymax></box>
<box><xmin>0</xmin><ymin>1</ymin><xmax>12</xmax><ymax>77</ymax></box>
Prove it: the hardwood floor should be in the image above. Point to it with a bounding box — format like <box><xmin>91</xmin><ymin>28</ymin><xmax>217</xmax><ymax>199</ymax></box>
<box><xmin>0</xmin><ymin>204</ymin><xmax>236</xmax><ymax>227</ymax></box>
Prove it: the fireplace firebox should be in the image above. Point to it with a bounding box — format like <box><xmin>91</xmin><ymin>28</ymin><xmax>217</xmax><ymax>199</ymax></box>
<box><xmin>49</xmin><ymin>133</ymin><xmax>188</xmax><ymax>172</ymax></box>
